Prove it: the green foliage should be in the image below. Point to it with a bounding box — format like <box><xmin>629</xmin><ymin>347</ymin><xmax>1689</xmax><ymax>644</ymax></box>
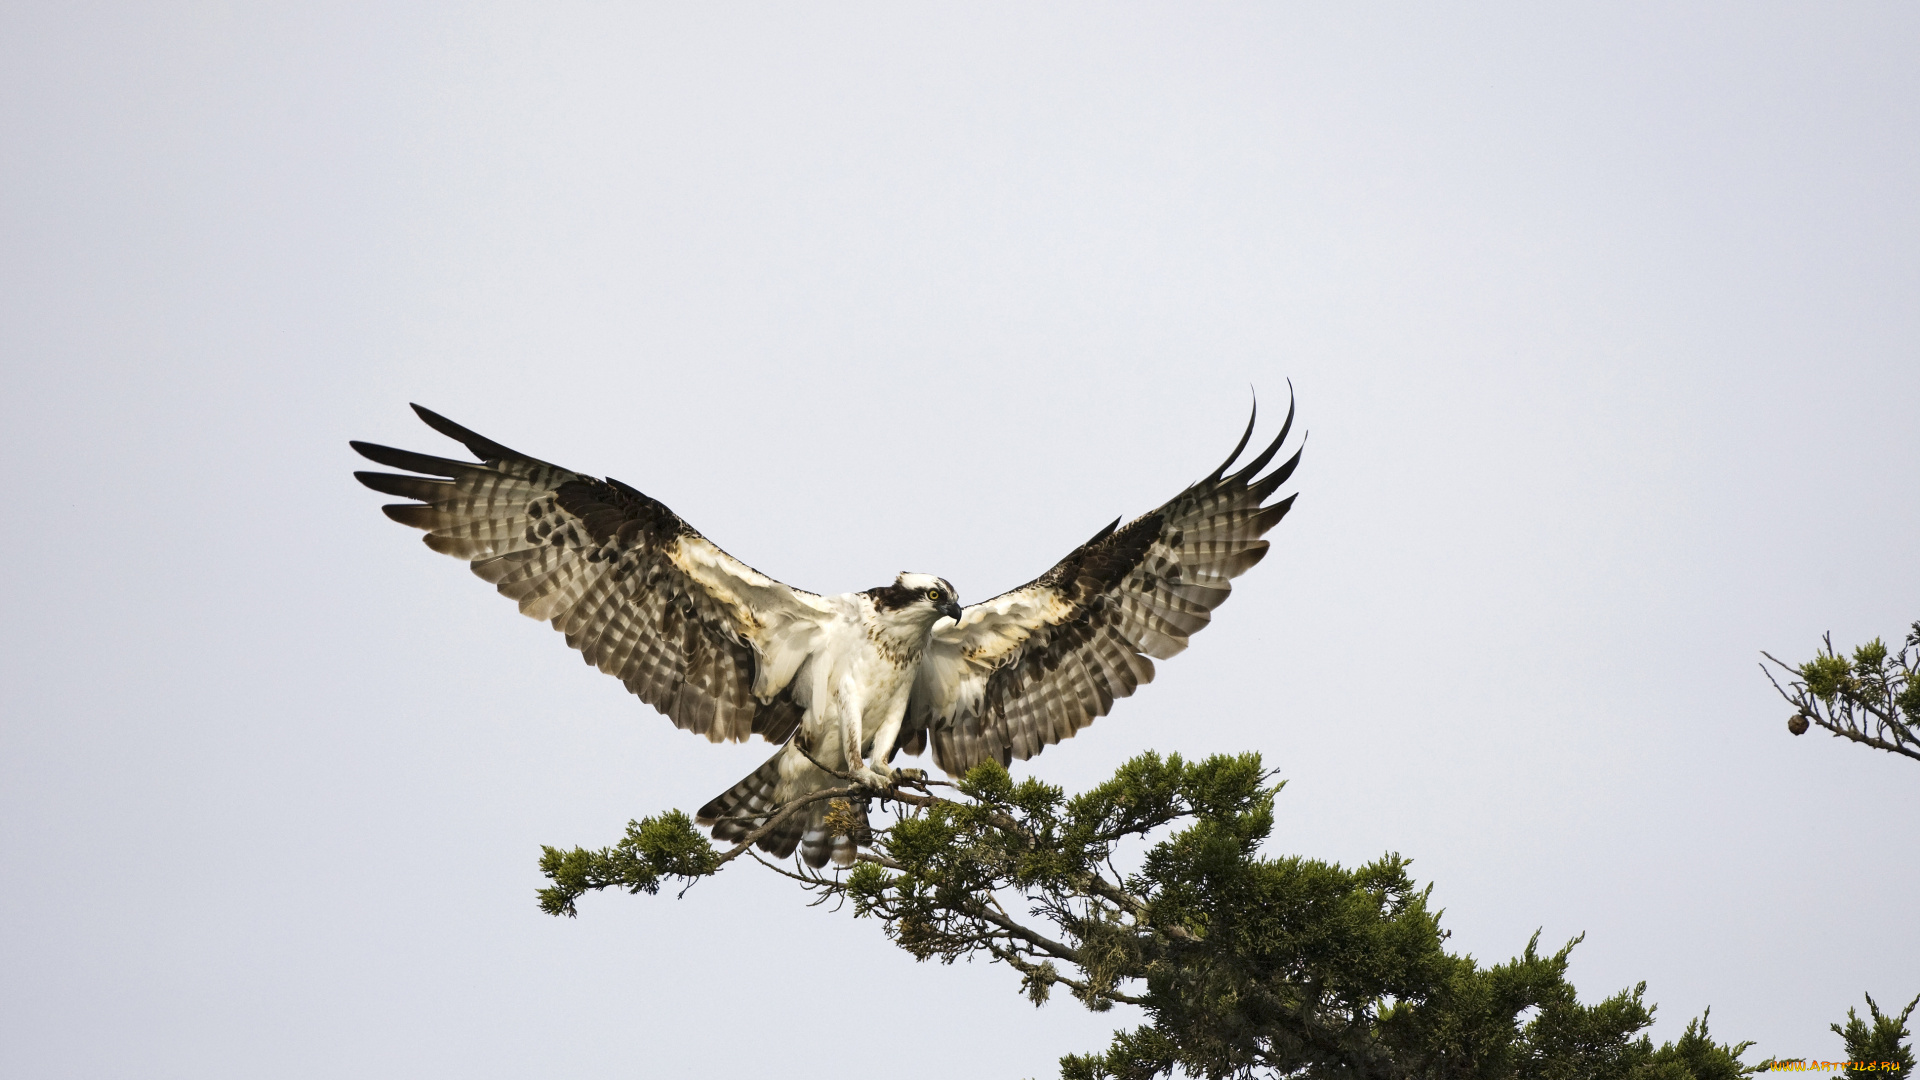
<box><xmin>1637</xmin><ymin>1011</ymin><xmax>1757</xmax><ymax>1080</ymax></box>
<box><xmin>1899</xmin><ymin>679</ymin><xmax>1920</xmax><ymax>727</ymax></box>
<box><xmin>1832</xmin><ymin>993</ymin><xmax>1916</xmax><ymax>1079</ymax></box>
<box><xmin>536</xmin><ymin>810</ymin><xmax>717</xmax><ymax>917</ymax></box>
<box><xmin>1764</xmin><ymin>621</ymin><xmax>1920</xmax><ymax>763</ymax></box>
<box><xmin>1802</xmin><ymin>653</ymin><xmax>1856</xmax><ymax>702</ymax></box>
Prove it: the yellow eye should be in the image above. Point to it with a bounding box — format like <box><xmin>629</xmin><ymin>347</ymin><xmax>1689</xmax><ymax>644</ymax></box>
<box><xmin>927</xmin><ymin>588</ymin><xmax>941</xmax><ymax>602</ymax></box>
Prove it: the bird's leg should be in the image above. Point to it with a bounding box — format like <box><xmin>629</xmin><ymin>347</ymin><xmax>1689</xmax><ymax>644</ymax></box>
<box><xmin>837</xmin><ymin>674</ymin><xmax>892</xmax><ymax>789</ymax></box>
<box><xmin>861</xmin><ymin>710</ymin><xmax>911</xmax><ymax>790</ymax></box>
<box><xmin>852</xmin><ymin>756</ymin><xmax>894</xmax><ymax>790</ymax></box>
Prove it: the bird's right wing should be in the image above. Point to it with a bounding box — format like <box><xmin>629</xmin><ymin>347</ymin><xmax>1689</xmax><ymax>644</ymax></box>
<box><xmin>352</xmin><ymin>405</ymin><xmax>831</xmax><ymax>744</ymax></box>
<box><xmin>903</xmin><ymin>396</ymin><xmax>1302</xmax><ymax>775</ymax></box>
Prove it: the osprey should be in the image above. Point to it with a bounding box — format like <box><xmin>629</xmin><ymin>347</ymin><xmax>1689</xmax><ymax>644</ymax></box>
<box><xmin>352</xmin><ymin>399</ymin><xmax>1301</xmax><ymax>867</ymax></box>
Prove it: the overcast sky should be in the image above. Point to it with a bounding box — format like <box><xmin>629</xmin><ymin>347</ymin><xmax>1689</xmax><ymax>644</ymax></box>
<box><xmin>3</xmin><ymin>4</ymin><xmax>1916</xmax><ymax>1077</ymax></box>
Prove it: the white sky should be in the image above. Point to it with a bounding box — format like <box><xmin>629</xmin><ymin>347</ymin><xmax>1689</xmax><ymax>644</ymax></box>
<box><xmin>3</xmin><ymin>4</ymin><xmax>1916</xmax><ymax>1077</ymax></box>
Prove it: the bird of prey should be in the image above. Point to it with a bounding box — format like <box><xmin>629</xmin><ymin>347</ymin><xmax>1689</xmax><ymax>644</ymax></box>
<box><xmin>351</xmin><ymin>399</ymin><xmax>1301</xmax><ymax>867</ymax></box>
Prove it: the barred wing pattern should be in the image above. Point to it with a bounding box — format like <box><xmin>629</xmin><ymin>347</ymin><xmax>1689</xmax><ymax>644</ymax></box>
<box><xmin>351</xmin><ymin>406</ymin><xmax>828</xmax><ymax>744</ymax></box>
<box><xmin>906</xmin><ymin>398</ymin><xmax>1301</xmax><ymax>776</ymax></box>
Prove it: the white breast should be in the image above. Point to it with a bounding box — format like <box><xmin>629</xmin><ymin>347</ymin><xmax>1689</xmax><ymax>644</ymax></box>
<box><xmin>808</xmin><ymin>594</ymin><xmax>925</xmax><ymax>734</ymax></box>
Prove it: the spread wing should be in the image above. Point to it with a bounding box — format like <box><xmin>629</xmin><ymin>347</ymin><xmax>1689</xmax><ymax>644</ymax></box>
<box><xmin>902</xmin><ymin>395</ymin><xmax>1302</xmax><ymax>775</ymax></box>
<box><xmin>351</xmin><ymin>405</ymin><xmax>830</xmax><ymax>744</ymax></box>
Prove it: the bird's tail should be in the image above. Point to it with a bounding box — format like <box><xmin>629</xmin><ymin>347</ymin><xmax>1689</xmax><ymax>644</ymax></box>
<box><xmin>695</xmin><ymin>742</ymin><xmax>865</xmax><ymax>869</ymax></box>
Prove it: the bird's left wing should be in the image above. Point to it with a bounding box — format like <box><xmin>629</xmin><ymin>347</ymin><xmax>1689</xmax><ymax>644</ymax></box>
<box><xmin>902</xmin><ymin>398</ymin><xmax>1302</xmax><ymax>776</ymax></box>
<box><xmin>352</xmin><ymin>405</ymin><xmax>831</xmax><ymax>744</ymax></box>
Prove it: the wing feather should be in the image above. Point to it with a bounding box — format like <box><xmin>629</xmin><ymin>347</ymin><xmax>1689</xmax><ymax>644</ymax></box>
<box><xmin>353</xmin><ymin>405</ymin><xmax>827</xmax><ymax>742</ymax></box>
<box><xmin>914</xmin><ymin>394</ymin><xmax>1302</xmax><ymax>776</ymax></box>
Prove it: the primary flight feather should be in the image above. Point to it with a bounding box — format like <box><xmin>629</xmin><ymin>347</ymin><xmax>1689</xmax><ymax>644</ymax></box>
<box><xmin>352</xmin><ymin>398</ymin><xmax>1302</xmax><ymax>868</ymax></box>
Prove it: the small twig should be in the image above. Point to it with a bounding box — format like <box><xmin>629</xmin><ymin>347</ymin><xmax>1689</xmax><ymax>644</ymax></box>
<box><xmin>748</xmin><ymin>849</ymin><xmax>838</xmax><ymax>887</ymax></box>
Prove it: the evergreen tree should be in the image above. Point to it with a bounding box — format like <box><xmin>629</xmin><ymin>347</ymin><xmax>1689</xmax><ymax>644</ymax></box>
<box><xmin>540</xmin><ymin>751</ymin><xmax>1784</xmax><ymax>1079</ymax></box>
<box><xmin>1831</xmin><ymin>993</ymin><xmax>1915</xmax><ymax>1078</ymax></box>
<box><xmin>1764</xmin><ymin>621</ymin><xmax>1920</xmax><ymax>763</ymax></box>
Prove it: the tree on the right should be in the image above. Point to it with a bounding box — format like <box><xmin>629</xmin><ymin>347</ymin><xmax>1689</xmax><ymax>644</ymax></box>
<box><xmin>1764</xmin><ymin>621</ymin><xmax>1920</xmax><ymax>763</ymax></box>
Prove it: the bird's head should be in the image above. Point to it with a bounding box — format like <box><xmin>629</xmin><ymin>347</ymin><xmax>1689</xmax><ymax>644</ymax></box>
<box><xmin>889</xmin><ymin>572</ymin><xmax>964</xmax><ymax>625</ymax></box>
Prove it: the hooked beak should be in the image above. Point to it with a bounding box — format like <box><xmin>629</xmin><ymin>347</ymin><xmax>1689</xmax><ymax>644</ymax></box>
<box><xmin>940</xmin><ymin>600</ymin><xmax>964</xmax><ymax>624</ymax></box>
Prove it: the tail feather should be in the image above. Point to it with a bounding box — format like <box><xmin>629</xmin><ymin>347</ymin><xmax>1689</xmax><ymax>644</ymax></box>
<box><xmin>696</xmin><ymin>745</ymin><xmax>866</xmax><ymax>869</ymax></box>
<box><xmin>697</xmin><ymin>752</ymin><xmax>786</xmax><ymax>842</ymax></box>
<box><xmin>800</xmin><ymin>809</ymin><xmax>866</xmax><ymax>869</ymax></box>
